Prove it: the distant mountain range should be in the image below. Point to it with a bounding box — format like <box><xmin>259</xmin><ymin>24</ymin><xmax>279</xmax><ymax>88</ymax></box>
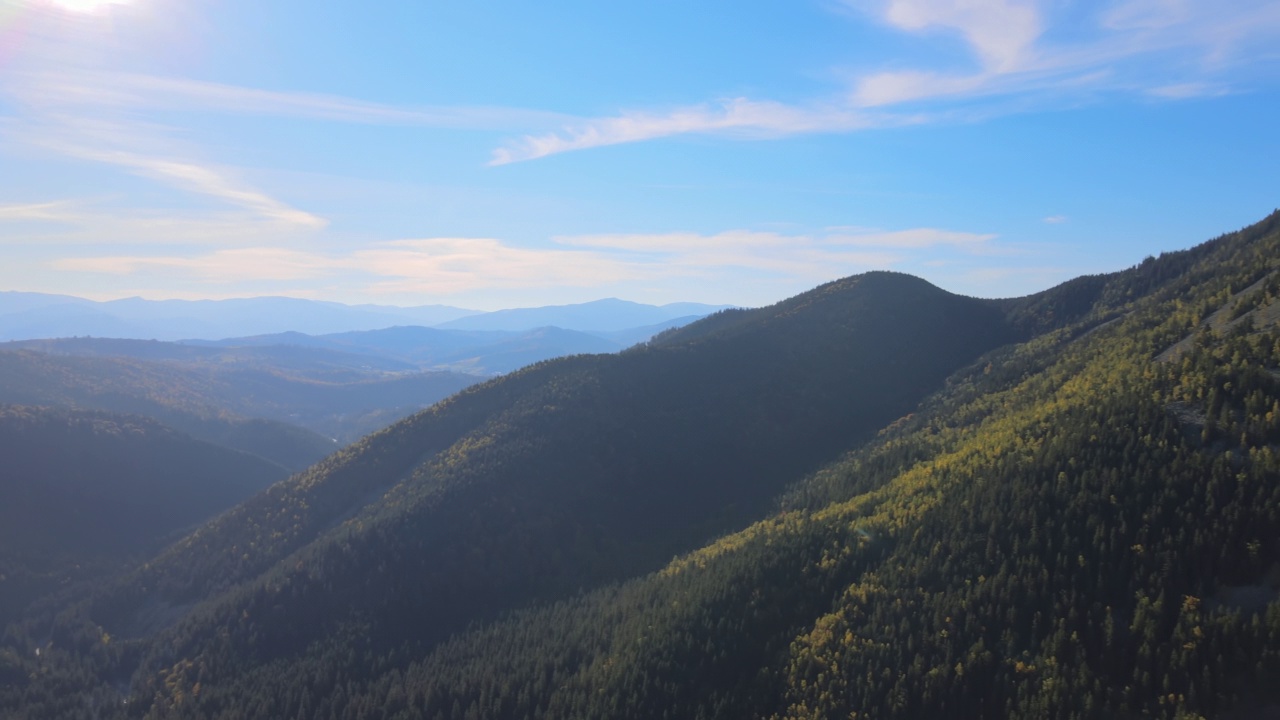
<box><xmin>0</xmin><ymin>305</ymin><xmax>727</xmax><ymax>482</ymax></box>
<box><xmin>0</xmin><ymin>292</ymin><xmax>731</xmax><ymax>342</ymax></box>
<box><xmin>186</xmin><ymin>315</ymin><xmax>709</xmax><ymax>375</ymax></box>
<box><xmin>432</xmin><ymin>298</ymin><xmax>729</xmax><ymax>333</ymax></box>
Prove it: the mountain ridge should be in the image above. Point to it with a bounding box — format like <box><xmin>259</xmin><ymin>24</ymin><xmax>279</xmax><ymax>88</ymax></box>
<box><xmin>5</xmin><ymin>212</ymin><xmax>1280</xmax><ymax>719</ymax></box>
<box><xmin>59</xmin><ymin>270</ymin><xmax>1017</xmax><ymax>681</ymax></box>
<box><xmin>0</xmin><ymin>293</ymin><xmax>730</xmax><ymax>342</ymax></box>
<box><xmin>432</xmin><ymin>297</ymin><xmax>732</xmax><ymax>332</ymax></box>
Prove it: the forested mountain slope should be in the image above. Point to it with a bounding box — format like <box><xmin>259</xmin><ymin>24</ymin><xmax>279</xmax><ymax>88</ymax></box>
<box><xmin>0</xmin><ymin>405</ymin><xmax>286</xmax><ymax>629</ymax></box>
<box><xmin>5</xmin><ymin>336</ymin><xmax>423</xmax><ymax>375</ymax></box>
<box><xmin>256</xmin><ymin>211</ymin><xmax>1276</xmax><ymax>720</ymax></box>
<box><xmin>0</xmin><ymin>350</ymin><xmax>336</xmax><ymax>470</ymax></box>
<box><xmin>4</xmin><ymin>212</ymin><xmax>1279</xmax><ymax>719</ymax></box>
<box><xmin>0</xmin><ymin>270</ymin><xmax>1021</xmax><ymax>718</ymax></box>
<box><xmin>0</xmin><ymin>347</ymin><xmax>477</xmax><ymax>455</ymax></box>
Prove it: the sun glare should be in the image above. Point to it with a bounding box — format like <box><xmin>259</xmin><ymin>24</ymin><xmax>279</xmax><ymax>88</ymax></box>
<box><xmin>47</xmin><ymin>0</ymin><xmax>134</xmax><ymax>13</ymax></box>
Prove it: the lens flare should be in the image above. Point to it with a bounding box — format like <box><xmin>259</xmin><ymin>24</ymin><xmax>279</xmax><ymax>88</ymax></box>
<box><xmin>47</xmin><ymin>0</ymin><xmax>133</xmax><ymax>13</ymax></box>
<box><xmin>1</xmin><ymin>2</ymin><xmax>29</xmax><ymax>66</ymax></box>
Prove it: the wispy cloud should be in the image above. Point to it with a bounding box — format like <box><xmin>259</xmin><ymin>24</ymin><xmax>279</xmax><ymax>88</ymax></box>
<box><xmin>52</xmin><ymin>238</ymin><xmax>655</xmax><ymax>291</ymax></box>
<box><xmin>491</xmin><ymin>99</ymin><xmax>885</xmax><ymax>165</ymax></box>
<box><xmin>870</xmin><ymin>0</ymin><xmax>1042</xmax><ymax>73</ymax></box>
<box><xmin>52</xmin><ymin>225</ymin><xmax>1006</xmax><ymax>300</ymax></box>
<box><xmin>21</xmin><ymin>70</ymin><xmax>570</xmax><ymax>129</ymax></box>
<box><xmin>492</xmin><ymin>0</ymin><xmax>1280</xmax><ymax>163</ymax></box>
<box><xmin>0</xmin><ymin>200</ymin><xmax>77</xmax><ymax>221</ymax></box>
<box><xmin>0</xmin><ymin>198</ymin><xmax>323</xmax><ymax>245</ymax></box>
<box><xmin>3</xmin><ymin>99</ymin><xmax>327</xmax><ymax>229</ymax></box>
<box><xmin>351</xmin><ymin>238</ymin><xmax>650</xmax><ymax>294</ymax></box>
<box><xmin>2</xmin><ymin>66</ymin><xmax>569</xmax><ymax>225</ymax></box>
<box><xmin>1043</xmin><ymin>215</ymin><xmax>1068</xmax><ymax>224</ymax></box>
<box><xmin>55</xmin><ymin>133</ymin><xmax>326</xmax><ymax>228</ymax></box>
<box><xmin>852</xmin><ymin>0</ymin><xmax>1280</xmax><ymax>106</ymax></box>
<box><xmin>55</xmin><ymin>247</ymin><xmax>339</xmax><ymax>281</ymax></box>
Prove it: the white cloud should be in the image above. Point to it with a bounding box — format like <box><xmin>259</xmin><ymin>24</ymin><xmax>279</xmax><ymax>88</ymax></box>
<box><xmin>350</xmin><ymin>238</ymin><xmax>650</xmax><ymax>293</ymax></box>
<box><xmin>872</xmin><ymin>0</ymin><xmax>1042</xmax><ymax>73</ymax></box>
<box><xmin>0</xmin><ymin>199</ymin><xmax>324</xmax><ymax>246</ymax></box>
<box><xmin>492</xmin><ymin>1</ymin><xmax>1280</xmax><ymax>163</ymax></box>
<box><xmin>0</xmin><ymin>201</ymin><xmax>77</xmax><ymax>221</ymax></box>
<box><xmin>1043</xmin><ymin>215</ymin><xmax>1068</xmax><ymax>224</ymax></box>
<box><xmin>52</xmin><ymin>238</ymin><xmax>657</xmax><ymax>293</ymax></box>
<box><xmin>55</xmin><ymin>247</ymin><xmax>338</xmax><ymax>281</ymax></box>
<box><xmin>2</xmin><ymin>67</ymin><xmax>566</xmax><ymax>223</ymax></box>
<box><xmin>52</xmin><ymin>225</ymin><xmax>1002</xmax><ymax>298</ymax></box>
<box><xmin>71</xmin><ymin>145</ymin><xmax>325</xmax><ymax>229</ymax></box>
<box><xmin>4</xmin><ymin>111</ymin><xmax>326</xmax><ymax>229</ymax></box>
<box><xmin>491</xmin><ymin>99</ymin><xmax>878</xmax><ymax>165</ymax></box>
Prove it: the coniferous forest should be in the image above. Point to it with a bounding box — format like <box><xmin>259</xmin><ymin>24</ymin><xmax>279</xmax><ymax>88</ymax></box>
<box><xmin>3</xmin><ymin>212</ymin><xmax>1280</xmax><ymax>719</ymax></box>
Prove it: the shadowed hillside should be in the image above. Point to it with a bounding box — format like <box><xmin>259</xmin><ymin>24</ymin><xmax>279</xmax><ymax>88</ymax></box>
<box><xmin>0</xmin><ymin>270</ymin><xmax>1021</xmax><ymax>718</ymax></box>
<box><xmin>0</xmin><ymin>348</ymin><xmax>478</xmax><ymax>457</ymax></box>
<box><xmin>4</xmin><ymin>212</ymin><xmax>1280</xmax><ymax>720</ymax></box>
<box><xmin>0</xmin><ymin>405</ymin><xmax>286</xmax><ymax>628</ymax></box>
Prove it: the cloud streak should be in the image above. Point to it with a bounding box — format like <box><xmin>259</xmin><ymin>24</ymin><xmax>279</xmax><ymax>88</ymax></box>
<box><xmin>491</xmin><ymin>99</ymin><xmax>883</xmax><ymax>165</ymax></box>
<box><xmin>55</xmin><ymin>247</ymin><xmax>339</xmax><ymax>281</ymax></box>
<box><xmin>51</xmin><ymin>225</ymin><xmax>1003</xmax><ymax>299</ymax></box>
<box><xmin>3</xmin><ymin>81</ymin><xmax>328</xmax><ymax>229</ymax></box>
<box><xmin>21</xmin><ymin>70</ymin><xmax>570</xmax><ymax>130</ymax></box>
<box><xmin>0</xmin><ymin>198</ymin><xmax>325</xmax><ymax>246</ymax></box>
<box><xmin>492</xmin><ymin>0</ymin><xmax>1280</xmax><ymax>163</ymax></box>
<box><xmin>57</xmin><ymin>137</ymin><xmax>326</xmax><ymax>229</ymax></box>
<box><xmin>1</xmin><ymin>66</ymin><xmax>567</xmax><ymax>225</ymax></box>
<box><xmin>873</xmin><ymin>0</ymin><xmax>1042</xmax><ymax>73</ymax></box>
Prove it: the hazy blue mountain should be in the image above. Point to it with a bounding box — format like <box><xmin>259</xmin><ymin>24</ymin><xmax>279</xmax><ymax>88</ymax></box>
<box><xmin>0</xmin><ymin>293</ymin><xmax>479</xmax><ymax>342</ymax></box>
<box><xmin>0</xmin><ymin>302</ymin><xmax>155</xmax><ymax>341</ymax></box>
<box><xmin>0</xmin><ymin>293</ymin><xmax>723</xmax><ymax>343</ymax></box>
<box><xmin>193</xmin><ymin>320</ymin><xmax>700</xmax><ymax>375</ymax></box>
<box><xmin>0</xmin><ymin>291</ymin><xmax>94</xmax><ymax>314</ymax></box>
<box><xmin>433</xmin><ymin>297</ymin><xmax>731</xmax><ymax>332</ymax></box>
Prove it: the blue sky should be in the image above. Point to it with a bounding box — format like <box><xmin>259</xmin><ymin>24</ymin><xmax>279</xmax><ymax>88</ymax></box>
<box><xmin>1</xmin><ymin>0</ymin><xmax>1278</xmax><ymax>310</ymax></box>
